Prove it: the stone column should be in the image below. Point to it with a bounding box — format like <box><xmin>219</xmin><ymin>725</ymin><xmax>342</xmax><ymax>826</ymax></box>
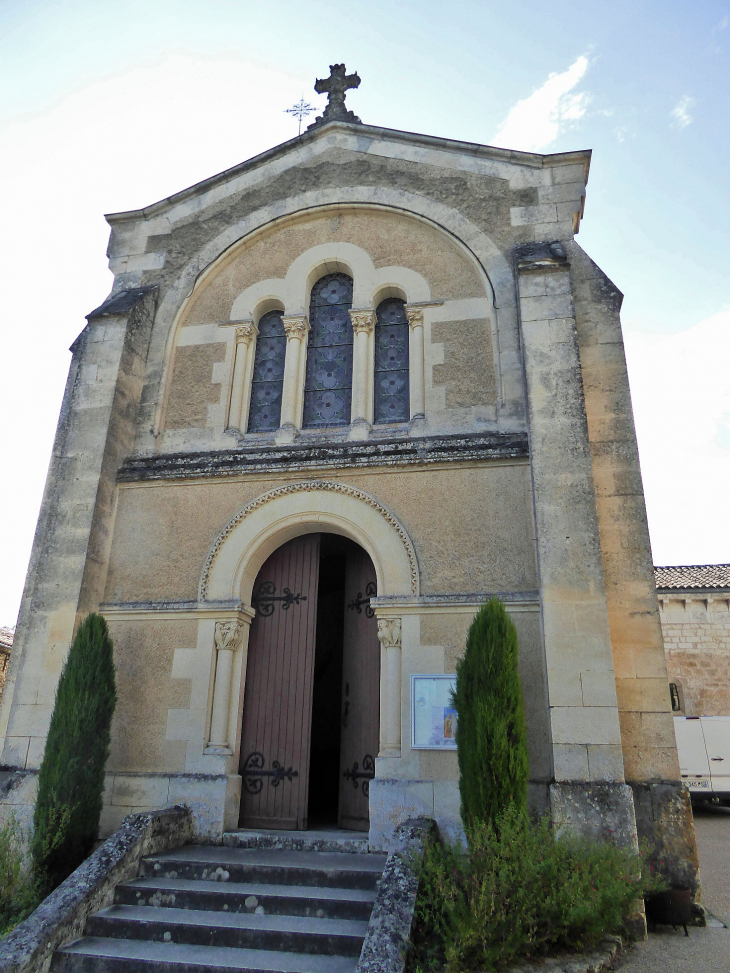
<box><xmin>377</xmin><ymin>617</ymin><xmax>402</xmax><ymax>758</ymax></box>
<box><xmin>349</xmin><ymin>308</ymin><xmax>375</xmax><ymax>440</ymax></box>
<box><xmin>206</xmin><ymin>619</ymin><xmax>245</xmax><ymax>753</ymax></box>
<box><xmin>226</xmin><ymin>321</ymin><xmax>258</xmax><ymax>433</ymax></box>
<box><xmin>277</xmin><ymin>314</ymin><xmax>309</xmax><ymax>443</ymax></box>
<box><xmin>405</xmin><ymin>306</ymin><xmax>426</xmax><ymax>424</ymax></box>
<box><xmin>515</xmin><ymin>241</ymin><xmax>638</xmax><ymax>849</ymax></box>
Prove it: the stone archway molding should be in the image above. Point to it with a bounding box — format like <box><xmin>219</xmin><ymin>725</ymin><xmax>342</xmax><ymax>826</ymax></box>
<box><xmin>200</xmin><ymin>480</ymin><xmax>419</xmax><ymax>602</ymax></box>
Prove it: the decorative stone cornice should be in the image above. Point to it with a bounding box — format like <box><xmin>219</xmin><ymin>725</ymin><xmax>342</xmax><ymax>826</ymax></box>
<box><xmin>405</xmin><ymin>307</ymin><xmax>424</xmax><ymax>329</ymax></box>
<box><xmin>282</xmin><ymin>315</ymin><xmax>310</xmax><ymax>339</ymax></box>
<box><xmin>117</xmin><ymin>432</ymin><xmax>529</xmax><ymax>483</ymax></box>
<box><xmin>349</xmin><ymin>309</ymin><xmax>376</xmax><ymax>334</ymax></box>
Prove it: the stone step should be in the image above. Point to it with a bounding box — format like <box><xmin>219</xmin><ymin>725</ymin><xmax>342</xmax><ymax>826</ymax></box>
<box><xmin>140</xmin><ymin>846</ymin><xmax>386</xmax><ymax>892</ymax></box>
<box><xmin>116</xmin><ymin>876</ymin><xmax>376</xmax><ymax>920</ymax></box>
<box><xmin>51</xmin><ymin>937</ymin><xmax>359</xmax><ymax>973</ymax></box>
<box><xmin>85</xmin><ymin>905</ymin><xmax>368</xmax><ymax>956</ymax></box>
<box><xmin>222</xmin><ymin>830</ymin><xmax>368</xmax><ymax>855</ymax></box>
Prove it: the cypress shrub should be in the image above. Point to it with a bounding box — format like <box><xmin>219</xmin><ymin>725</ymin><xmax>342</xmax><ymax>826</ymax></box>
<box><xmin>452</xmin><ymin>597</ymin><xmax>529</xmax><ymax>830</ymax></box>
<box><xmin>32</xmin><ymin>613</ymin><xmax>116</xmax><ymax>891</ymax></box>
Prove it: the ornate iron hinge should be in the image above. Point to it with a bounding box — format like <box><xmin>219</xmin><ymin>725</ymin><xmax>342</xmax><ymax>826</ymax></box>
<box><xmin>252</xmin><ymin>580</ymin><xmax>307</xmax><ymax>617</ymax></box>
<box><xmin>242</xmin><ymin>751</ymin><xmax>299</xmax><ymax>795</ymax></box>
<box><xmin>347</xmin><ymin>581</ymin><xmax>376</xmax><ymax>617</ymax></box>
<box><xmin>343</xmin><ymin>753</ymin><xmax>375</xmax><ymax>796</ymax></box>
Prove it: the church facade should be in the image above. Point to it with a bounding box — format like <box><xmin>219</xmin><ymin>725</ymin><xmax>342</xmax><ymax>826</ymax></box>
<box><xmin>0</xmin><ymin>70</ymin><xmax>698</xmax><ymax>881</ymax></box>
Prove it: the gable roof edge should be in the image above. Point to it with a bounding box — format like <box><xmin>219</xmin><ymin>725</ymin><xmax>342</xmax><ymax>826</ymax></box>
<box><xmin>104</xmin><ymin>120</ymin><xmax>592</xmax><ymax>226</ymax></box>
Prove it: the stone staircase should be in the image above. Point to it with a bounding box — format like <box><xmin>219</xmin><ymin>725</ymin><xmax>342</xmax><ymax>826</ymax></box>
<box><xmin>51</xmin><ymin>832</ymin><xmax>387</xmax><ymax>973</ymax></box>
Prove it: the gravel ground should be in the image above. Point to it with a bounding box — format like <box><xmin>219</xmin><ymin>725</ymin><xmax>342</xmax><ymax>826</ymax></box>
<box><xmin>619</xmin><ymin>805</ymin><xmax>730</xmax><ymax>973</ymax></box>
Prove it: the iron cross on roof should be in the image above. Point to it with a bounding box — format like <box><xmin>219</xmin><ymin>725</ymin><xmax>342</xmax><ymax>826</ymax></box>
<box><xmin>308</xmin><ymin>63</ymin><xmax>362</xmax><ymax>129</ymax></box>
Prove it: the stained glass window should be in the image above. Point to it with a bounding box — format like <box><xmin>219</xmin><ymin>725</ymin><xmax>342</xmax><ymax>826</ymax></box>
<box><xmin>374</xmin><ymin>298</ymin><xmax>409</xmax><ymax>424</ymax></box>
<box><xmin>247</xmin><ymin>310</ymin><xmax>286</xmax><ymax>432</ymax></box>
<box><xmin>303</xmin><ymin>273</ymin><xmax>354</xmax><ymax>428</ymax></box>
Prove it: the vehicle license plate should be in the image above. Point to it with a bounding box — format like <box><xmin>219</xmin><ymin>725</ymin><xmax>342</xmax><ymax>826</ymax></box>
<box><xmin>687</xmin><ymin>778</ymin><xmax>710</xmax><ymax>790</ymax></box>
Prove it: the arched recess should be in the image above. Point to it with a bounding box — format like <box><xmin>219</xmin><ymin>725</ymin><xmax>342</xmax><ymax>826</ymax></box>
<box><xmin>144</xmin><ymin>192</ymin><xmax>514</xmax><ymax>444</ymax></box>
<box><xmin>200</xmin><ymin>480</ymin><xmax>419</xmax><ymax>604</ymax></box>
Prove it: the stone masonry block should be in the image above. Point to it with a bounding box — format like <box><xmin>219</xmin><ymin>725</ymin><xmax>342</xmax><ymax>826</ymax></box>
<box><xmin>111</xmin><ymin>774</ymin><xmax>170</xmax><ymax>808</ymax></box>
<box><xmin>538</xmin><ymin>182</ymin><xmax>586</xmax><ymax>204</ymax></box>
<box><xmin>553</xmin><ymin>744</ymin><xmax>590</xmax><ymax>781</ymax></box>
<box><xmin>519</xmin><ymin>293</ymin><xmax>574</xmax><ymax>322</ymax></box>
<box><xmin>580</xmin><ymin>669</ymin><xmax>620</xmax><ymax>707</ymax></box>
<box><xmin>551</xmin><ymin>163</ymin><xmax>587</xmax><ymax>185</ymax></box>
<box><xmin>557</xmin><ymin>201</ymin><xmax>582</xmax><ymax>222</ymax></box>
<box><xmin>547</xmin><ymin>667</ymin><xmax>583</xmax><ymax>707</ymax></box>
<box><xmin>518</xmin><ymin>274</ymin><xmax>549</xmax><ymax>298</ymax></box>
<box><xmin>615</xmin><ymin>676</ymin><xmax>673</xmax><ymax>712</ymax></box>
<box><xmin>586</xmin><ymin>744</ymin><xmax>624</xmax><ymax>781</ymax></box>
<box><xmin>510</xmin><ymin>204</ymin><xmax>558</xmax><ymax>226</ymax></box>
<box><xmin>551</xmin><ymin>705</ymin><xmax>623</xmax><ymax>746</ymax></box>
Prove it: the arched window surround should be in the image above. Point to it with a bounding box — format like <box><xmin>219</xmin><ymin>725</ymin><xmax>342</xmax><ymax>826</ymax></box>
<box><xmin>223</xmin><ymin>243</ymin><xmax>435</xmax><ymax>440</ymax></box>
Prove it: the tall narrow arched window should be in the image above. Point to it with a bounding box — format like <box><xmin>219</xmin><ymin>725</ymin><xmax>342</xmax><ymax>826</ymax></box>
<box><xmin>374</xmin><ymin>297</ymin><xmax>410</xmax><ymax>424</ymax></box>
<box><xmin>247</xmin><ymin>310</ymin><xmax>286</xmax><ymax>432</ymax></box>
<box><xmin>303</xmin><ymin>273</ymin><xmax>354</xmax><ymax>428</ymax></box>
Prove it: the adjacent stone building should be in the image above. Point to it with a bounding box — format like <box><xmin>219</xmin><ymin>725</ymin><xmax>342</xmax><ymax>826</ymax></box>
<box><xmin>657</xmin><ymin>564</ymin><xmax>730</xmax><ymax>717</ymax></box>
<box><xmin>0</xmin><ymin>628</ymin><xmax>12</xmax><ymax>705</ymax></box>
<box><xmin>0</xmin><ymin>68</ymin><xmax>697</xmax><ymax>885</ymax></box>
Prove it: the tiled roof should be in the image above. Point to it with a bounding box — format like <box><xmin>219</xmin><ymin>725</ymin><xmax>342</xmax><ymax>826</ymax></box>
<box><xmin>655</xmin><ymin>564</ymin><xmax>730</xmax><ymax>590</ymax></box>
<box><xmin>0</xmin><ymin>627</ymin><xmax>13</xmax><ymax>652</ymax></box>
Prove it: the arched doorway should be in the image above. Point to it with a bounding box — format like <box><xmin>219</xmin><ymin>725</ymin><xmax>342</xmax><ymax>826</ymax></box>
<box><xmin>238</xmin><ymin>533</ymin><xmax>380</xmax><ymax>831</ymax></box>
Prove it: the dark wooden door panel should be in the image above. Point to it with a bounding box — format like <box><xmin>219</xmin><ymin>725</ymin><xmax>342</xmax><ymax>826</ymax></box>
<box><xmin>338</xmin><ymin>546</ymin><xmax>380</xmax><ymax>831</ymax></box>
<box><xmin>238</xmin><ymin>535</ymin><xmax>320</xmax><ymax>829</ymax></box>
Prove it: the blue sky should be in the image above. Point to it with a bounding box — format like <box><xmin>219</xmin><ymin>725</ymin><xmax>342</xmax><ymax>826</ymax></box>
<box><xmin>1</xmin><ymin>0</ymin><xmax>729</xmax><ymax>624</ymax></box>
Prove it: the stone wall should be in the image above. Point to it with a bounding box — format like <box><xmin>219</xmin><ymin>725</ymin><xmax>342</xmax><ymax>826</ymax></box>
<box><xmin>660</xmin><ymin>592</ymin><xmax>730</xmax><ymax>716</ymax></box>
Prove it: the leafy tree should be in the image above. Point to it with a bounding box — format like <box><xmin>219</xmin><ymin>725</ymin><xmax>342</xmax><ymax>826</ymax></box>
<box><xmin>32</xmin><ymin>613</ymin><xmax>116</xmax><ymax>891</ymax></box>
<box><xmin>452</xmin><ymin>598</ymin><xmax>529</xmax><ymax>830</ymax></box>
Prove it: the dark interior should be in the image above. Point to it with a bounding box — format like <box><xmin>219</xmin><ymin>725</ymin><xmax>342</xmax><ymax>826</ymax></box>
<box><xmin>307</xmin><ymin>534</ymin><xmax>349</xmax><ymax>826</ymax></box>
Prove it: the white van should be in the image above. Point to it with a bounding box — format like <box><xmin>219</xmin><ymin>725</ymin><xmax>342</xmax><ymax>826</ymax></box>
<box><xmin>674</xmin><ymin>716</ymin><xmax>730</xmax><ymax>803</ymax></box>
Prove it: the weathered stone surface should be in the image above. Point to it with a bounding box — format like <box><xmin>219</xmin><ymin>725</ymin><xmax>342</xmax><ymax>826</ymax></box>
<box><xmin>357</xmin><ymin>817</ymin><xmax>434</xmax><ymax>973</ymax></box>
<box><xmin>0</xmin><ymin>805</ymin><xmax>192</xmax><ymax>973</ymax></box>
<box><xmin>630</xmin><ymin>781</ymin><xmax>700</xmax><ymax>895</ymax></box>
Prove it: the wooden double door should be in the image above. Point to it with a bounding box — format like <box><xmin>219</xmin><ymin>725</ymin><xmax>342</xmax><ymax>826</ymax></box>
<box><xmin>238</xmin><ymin>534</ymin><xmax>380</xmax><ymax>831</ymax></box>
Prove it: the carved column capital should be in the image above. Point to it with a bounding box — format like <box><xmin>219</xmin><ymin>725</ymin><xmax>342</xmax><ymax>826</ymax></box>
<box><xmin>405</xmin><ymin>307</ymin><xmax>424</xmax><ymax>330</ymax></box>
<box><xmin>214</xmin><ymin>618</ymin><xmax>243</xmax><ymax>652</ymax></box>
<box><xmin>234</xmin><ymin>321</ymin><xmax>258</xmax><ymax>343</ymax></box>
<box><xmin>349</xmin><ymin>308</ymin><xmax>376</xmax><ymax>335</ymax></box>
<box><xmin>282</xmin><ymin>315</ymin><xmax>310</xmax><ymax>340</ymax></box>
<box><xmin>377</xmin><ymin>617</ymin><xmax>402</xmax><ymax>649</ymax></box>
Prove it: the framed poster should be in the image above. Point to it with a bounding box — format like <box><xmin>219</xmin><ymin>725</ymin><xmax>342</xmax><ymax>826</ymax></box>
<box><xmin>411</xmin><ymin>674</ymin><xmax>458</xmax><ymax>750</ymax></box>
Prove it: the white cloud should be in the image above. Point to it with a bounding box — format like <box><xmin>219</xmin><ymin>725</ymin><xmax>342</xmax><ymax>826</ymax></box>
<box><xmin>624</xmin><ymin>309</ymin><xmax>730</xmax><ymax>564</ymax></box>
<box><xmin>492</xmin><ymin>55</ymin><xmax>590</xmax><ymax>152</ymax></box>
<box><xmin>671</xmin><ymin>95</ymin><xmax>695</xmax><ymax>129</ymax></box>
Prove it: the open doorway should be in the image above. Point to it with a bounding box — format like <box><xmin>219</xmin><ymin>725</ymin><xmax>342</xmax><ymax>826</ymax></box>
<box><xmin>238</xmin><ymin>532</ymin><xmax>379</xmax><ymax>832</ymax></box>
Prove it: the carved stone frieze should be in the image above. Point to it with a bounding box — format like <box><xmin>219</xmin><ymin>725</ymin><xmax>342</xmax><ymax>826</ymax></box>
<box><xmin>118</xmin><ymin>432</ymin><xmax>529</xmax><ymax>483</ymax></box>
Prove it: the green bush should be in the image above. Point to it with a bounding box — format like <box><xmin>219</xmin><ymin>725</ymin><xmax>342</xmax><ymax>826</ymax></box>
<box><xmin>32</xmin><ymin>613</ymin><xmax>116</xmax><ymax>892</ymax></box>
<box><xmin>409</xmin><ymin>807</ymin><xmax>657</xmax><ymax>973</ymax></box>
<box><xmin>0</xmin><ymin>817</ymin><xmax>41</xmax><ymax>937</ymax></box>
<box><xmin>452</xmin><ymin>598</ymin><xmax>529</xmax><ymax>830</ymax></box>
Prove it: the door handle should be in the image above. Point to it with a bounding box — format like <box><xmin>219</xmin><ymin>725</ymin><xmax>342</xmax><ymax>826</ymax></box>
<box><xmin>711</xmin><ymin>757</ymin><xmax>724</xmax><ymax>761</ymax></box>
